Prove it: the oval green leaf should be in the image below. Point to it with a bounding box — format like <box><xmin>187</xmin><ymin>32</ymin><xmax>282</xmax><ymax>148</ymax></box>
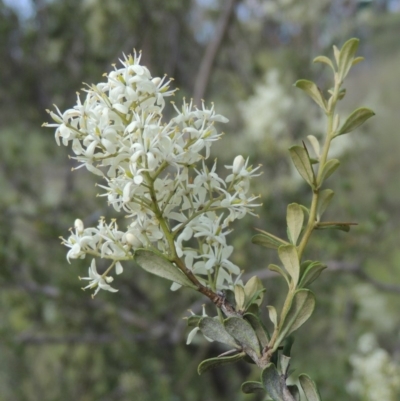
<box><xmin>313</xmin><ymin>55</ymin><xmax>334</xmax><ymax>72</ymax></box>
<box><xmin>315</xmin><ymin>222</ymin><xmax>354</xmax><ymax>232</ymax></box>
<box><xmin>244</xmin><ymin>276</ymin><xmax>265</xmax><ymax>307</ymax></box>
<box><xmin>338</xmin><ymin>38</ymin><xmax>359</xmax><ymax>81</ymax></box>
<box><xmin>317</xmin><ymin>189</ymin><xmax>334</xmax><ymax>220</ymax></box>
<box><xmin>299</xmin><ymin>262</ymin><xmax>327</xmax><ymax>287</ymax></box>
<box><xmin>278</xmin><ymin>245</ymin><xmax>300</xmax><ymax>286</ymax></box>
<box><xmin>287</xmin><ymin>203</ymin><xmax>304</xmax><ymax>245</ymax></box>
<box><xmin>298</xmin><ymin>374</ymin><xmax>322</xmax><ymax>401</ymax></box>
<box><xmin>244</xmin><ymin>313</ymin><xmax>270</xmax><ymax>347</ymax></box>
<box><xmin>336</xmin><ymin>107</ymin><xmax>375</xmax><ymax>136</ymax></box>
<box><xmin>234</xmin><ymin>285</ymin><xmax>246</xmax><ymax>311</ymax></box>
<box><xmin>261</xmin><ymin>363</ymin><xmax>285</xmax><ymax>401</ymax></box>
<box><xmin>135</xmin><ymin>250</ymin><xmax>197</xmax><ymax>289</ymax></box>
<box><xmin>198</xmin><ymin>352</ymin><xmax>246</xmax><ymax>375</ymax></box>
<box><xmin>224</xmin><ymin>317</ymin><xmax>261</xmax><ymax>358</ymax></box>
<box><xmin>289</xmin><ymin>145</ymin><xmax>315</xmax><ymax>187</ymax></box>
<box><xmin>199</xmin><ymin>317</ymin><xmax>240</xmax><ymax>348</ymax></box>
<box><xmin>276</xmin><ymin>289</ymin><xmax>316</xmax><ymax>348</ymax></box>
<box><xmin>294</xmin><ymin>80</ymin><xmax>327</xmax><ymax>111</ymax></box>
<box><xmin>252</xmin><ymin>230</ymin><xmax>289</xmax><ymax>249</ymax></box>
<box><xmin>268</xmin><ymin>264</ymin><xmax>290</xmax><ymax>286</ymax></box>
<box><xmin>241</xmin><ymin>381</ymin><xmax>265</xmax><ymax>394</ymax></box>
<box><xmin>319</xmin><ymin>159</ymin><xmax>340</xmax><ymax>184</ymax></box>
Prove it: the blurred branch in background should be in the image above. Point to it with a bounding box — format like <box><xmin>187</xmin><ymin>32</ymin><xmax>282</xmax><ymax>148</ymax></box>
<box><xmin>193</xmin><ymin>0</ymin><xmax>238</xmax><ymax>105</ymax></box>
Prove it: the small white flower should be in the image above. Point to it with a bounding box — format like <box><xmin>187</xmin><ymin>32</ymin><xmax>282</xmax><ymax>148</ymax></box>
<box><xmin>80</xmin><ymin>259</ymin><xmax>118</xmax><ymax>297</ymax></box>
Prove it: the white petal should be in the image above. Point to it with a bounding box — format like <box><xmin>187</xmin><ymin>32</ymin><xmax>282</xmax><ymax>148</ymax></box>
<box><xmin>115</xmin><ymin>262</ymin><xmax>123</xmax><ymax>275</ymax></box>
<box><xmin>186</xmin><ymin>327</ymin><xmax>199</xmax><ymax>345</ymax></box>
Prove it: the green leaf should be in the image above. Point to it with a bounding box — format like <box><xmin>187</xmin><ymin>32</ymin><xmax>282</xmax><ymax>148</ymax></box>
<box><xmin>338</xmin><ymin>38</ymin><xmax>359</xmax><ymax>81</ymax></box>
<box><xmin>313</xmin><ymin>55</ymin><xmax>334</xmax><ymax>72</ymax></box>
<box><xmin>289</xmin><ymin>145</ymin><xmax>315</xmax><ymax>187</ymax></box>
<box><xmin>199</xmin><ymin>317</ymin><xmax>239</xmax><ymax>348</ymax></box>
<box><xmin>298</xmin><ymin>374</ymin><xmax>322</xmax><ymax>401</ymax></box>
<box><xmin>234</xmin><ymin>285</ymin><xmax>246</xmax><ymax>311</ymax></box>
<box><xmin>278</xmin><ymin>245</ymin><xmax>300</xmax><ymax>286</ymax></box>
<box><xmin>300</xmin><ymin>260</ymin><xmax>313</xmax><ymax>276</ymax></box>
<box><xmin>299</xmin><ymin>261</ymin><xmax>327</xmax><ymax>287</ymax></box>
<box><xmin>286</xmin><ymin>203</ymin><xmax>304</xmax><ymax>245</ymax></box>
<box><xmin>294</xmin><ymin>80</ymin><xmax>327</xmax><ymax>111</ymax></box>
<box><xmin>224</xmin><ymin>317</ymin><xmax>261</xmax><ymax>358</ymax></box>
<box><xmin>244</xmin><ymin>276</ymin><xmax>265</xmax><ymax>307</ymax></box>
<box><xmin>307</xmin><ymin>135</ymin><xmax>320</xmax><ymax>157</ymax></box>
<box><xmin>268</xmin><ymin>264</ymin><xmax>290</xmax><ymax>286</ymax></box>
<box><xmin>135</xmin><ymin>250</ymin><xmax>197</xmax><ymax>289</ymax></box>
<box><xmin>252</xmin><ymin>230</ymin><xmax>289</xmax><ymax>249</ymax></box>
<box><xmin>197</xmin><ymin>352</ymin><xmax>246</xmax><ymax>375</ymax></box>
<box><xmin>319</xmin><ymin>159</ymin><xmax>340</xmax><ymax>184</ymax></box>
<box><xmin>336</xmin><ymin>107</ymin><xmax>375</xmax><ymax>136</ymax></box>
<box><xmin>315</xmin><ymin>222</ymin><xmax>355</xmax><ymax>232</ymax></box>
<box><xmin>333</xmin><ymin>45</ymin><xmax>340</xmax><ymax>65</ymax></box>
<box><xmin>241</xmin><ymin>381</ymin><xmax>265</xmax><ymax>394</ymax></box>
<box><xmin>282</xmin><ymin>335</ymin><xmax>295</xmax><ymax>357</ymax></box>
<box><xmin>244</xmin><ymin>313</ymin><xmax>270</xmax><ymax>347</ymax></box>
<box><xmin>352</xmin><ymin>56</ymin><xmax>364</xmax><ymax>66</ymax></box>
<box><xmin>300</xmin><ymin>205</ymin><xmax>310</xmax><ymax>217</ymax></box>
<box><xmin>276</xmin><ymin>289</ymin><xmax>316</xmax><ymax>348</ymax></box>
<box><xmin>317</xmin><ymin>189</ymin><xmax>334</xmax><ymax>220</ymax></box>
<box><xmin>261</xmin><ymin>363</ymin><xmax>285</xmax><ymax>401</ymax></box>
<box><xmin>267</xmin><ymin>305</ymin><xmax>278</xmax><ymax>328</ymax></box>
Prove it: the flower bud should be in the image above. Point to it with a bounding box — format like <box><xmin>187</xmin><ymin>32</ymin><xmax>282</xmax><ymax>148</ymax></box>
<box><xmin>74</xmin><ymin>219</ymin><xmax>84</xmax><ymax>234</ymax></box>
<box><xmin>152</xmin><ymin>77</ymin><xmax>161</xmax><ymax>86</ymax></box>
<box><xmin>126</xmin><ymin>233</ymin><xmax>142</xmax><ymax>248</ymax></box>
<box><xmin>232</xmin><ymin>155</ymin><xmax>245</xmax><ymax>175</ymax></box>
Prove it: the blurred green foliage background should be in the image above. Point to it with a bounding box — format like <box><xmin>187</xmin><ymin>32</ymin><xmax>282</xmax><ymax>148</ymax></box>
<box><xmin>1</xmin><ymin>0</ymin><xmax>400</xmax><ymax>400</ymax></box>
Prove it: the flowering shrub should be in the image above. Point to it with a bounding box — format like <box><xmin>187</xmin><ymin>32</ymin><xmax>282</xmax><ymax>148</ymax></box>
<box><xmin>44</xmin><ymin>39</ymin><xmax>374</xmax><ymax>400</ymax></box>
<box><xmin>44</xmin><ymin>51</ymin><xmax>260</xmax><ymax>300</ymax></box>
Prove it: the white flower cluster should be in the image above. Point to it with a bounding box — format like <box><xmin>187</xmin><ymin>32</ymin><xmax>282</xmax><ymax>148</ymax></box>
<box><xmin>45</xmin><ymin>51</ymin><xmax>261</xmax><ymax>296</ymax></box>
<box><xmin>347</xmin><ymin>333</ymin><xmax>400</xmax><ymax>401</ymax></box>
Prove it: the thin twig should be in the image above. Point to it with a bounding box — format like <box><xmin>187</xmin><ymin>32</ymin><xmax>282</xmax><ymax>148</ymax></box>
<box><xmin>193</xmin><ymin>0</ymin><xmax>238</xmax><ymax>106</ymax></box>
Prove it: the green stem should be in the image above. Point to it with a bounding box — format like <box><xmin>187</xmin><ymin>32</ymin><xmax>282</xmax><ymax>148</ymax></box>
<box><xmin>144</xmin><ymin>171</ymin><xmax>238</xmax><ymax>316</ymax></box>
<box><xmin>268</xmin><ymin>77</ymin><xmax>342</xmax><ymax>353</ymax></box>
<box><xmin>297</xmin><ymin>79</ymin><xmax>341</xmax><ymax>259</ymax></box>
